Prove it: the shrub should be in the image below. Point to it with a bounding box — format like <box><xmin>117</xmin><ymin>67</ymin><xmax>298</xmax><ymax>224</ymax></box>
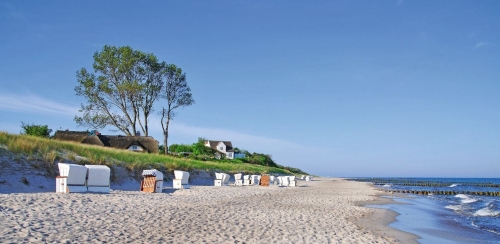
<box><xmin>20</xmin><ymin>122</ymin><xmax>52</xmax><ymax>138</ymax></box>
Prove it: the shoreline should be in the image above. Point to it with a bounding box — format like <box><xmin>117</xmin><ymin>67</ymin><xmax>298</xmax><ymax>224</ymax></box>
<box><xmin>353</xmin><ymin>184</ymin><xmax>421</xmax><ymax>244</ymax></box>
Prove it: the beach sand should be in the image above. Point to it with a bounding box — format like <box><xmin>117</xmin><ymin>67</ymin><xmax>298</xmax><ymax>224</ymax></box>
<box><xmin>0</xmin><ymin>177</ymin><xmax>417</xmax><ymax>243</ymax></box>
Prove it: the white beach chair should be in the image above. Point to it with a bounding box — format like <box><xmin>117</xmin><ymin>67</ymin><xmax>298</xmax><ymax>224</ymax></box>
<box><xmin>214</xmin><ymin>172</ymin><xmax>226</xmax><ymax>186</ymax></box>
<box><xmin>56</xmin><ymin>163</ymin><xmax>88</xmax><ymax>193</ymax></box>
<box><xmin>289</xmin><ymin>176</ymin><xmax>296</xmax><ymax>187</ymax></box>
<box><xmin>173</xmin><ymin>170</ymin><xmax>190</xmax><ymax>189</ymax></box>
<box><xmin>305</xmin><ymin>176</ymin><xmax>311</xmax><ymax>181</ymax></box>
<box><xmin>270</xmin><ymin>176</ymin><xmax>275</xmax><ymax>185</ymax></box>
<box><xmin>250</xmin><ymin>175</ymin><xmax>260</xmax><ymax>185</ymax></box>
<box><xmin>85</xmin><ymin>165</ymin><xmax>111</xmax><ymax>193</ymax></box>
<box><xmin>243</xmin><ymin>175</ymin><xmax>250</xmax><ymax>185</ymax></box>
<box><xmin>222</xmin><ymin>173</ymin><xmax>230</xmax><ymax>185</ymax></box>
<box><xmin>234</xmin><ymin>173</ymin><xmax>243</xmax><ymax>186</ymax></box>
<box><xmin>281</xmin><ymin>176</ymin><xmax>289</xmax><ymax>187</ymax></box>
<box><xmin>141</xmin><ymin>169</ymin><xmax>164</xmax><ymax>193</ymax></box>
<box><xmin>276</xmin><ymin>176</ymin><xmax>281</xmax><ymax>186</ymax></box>
<box><xmin>301</xmin><ymin>175</ymin><xmax>305</xmax><ymax>180</ymax></box>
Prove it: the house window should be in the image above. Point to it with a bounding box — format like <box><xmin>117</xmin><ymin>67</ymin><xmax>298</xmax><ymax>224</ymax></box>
<box><xmin>219</xmin><ymin>146</ymin><xmax>223</xmax><ymax>150</ymax></box>
<box><xmin>131</xmin><ymin>145</ymin><xmax>138</xmax><ymax>150</ymax></box>
<box><xmin>228</xmin><ymin>153</ymin><xmax>232</xmax><ymax>158</ymax></box>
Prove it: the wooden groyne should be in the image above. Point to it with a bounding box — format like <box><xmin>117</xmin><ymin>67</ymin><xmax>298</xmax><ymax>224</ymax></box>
<box><xmin>347</xmin><ymin>179</ymin><xmax>500</xmax><ymax>188</ymax></box>
<box><xmin>384</xmin><ymin>189</ymin><xmax>500</xmax><ymax>197</ymax></box>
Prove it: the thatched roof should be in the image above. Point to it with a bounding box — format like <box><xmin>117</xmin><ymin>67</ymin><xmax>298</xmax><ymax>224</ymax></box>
<box><xmin>100</xmin><ymin>135</ymin><xmax>159</xmax><ymax>153</ymax></box>
<box><xmin>81</xmin><ymin>135</ymin><xmax>105</xmax><ymax>146</ymax></box>
<box><xmin>53</xmin><ymin>130</ymin><xmax>158</xmax><ymax>153</ymax></box>
<box><xmin>53</xmin><ymin>131</ymin><xmax>88</xmax><ymax>143</ymax></box>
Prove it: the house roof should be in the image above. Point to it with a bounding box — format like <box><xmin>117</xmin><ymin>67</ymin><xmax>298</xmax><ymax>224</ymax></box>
<box><xmin>53</xmin><ymin>131</ymin><xmax>158</xmax><ymax>153</ymax></box>
<box><xmin>205</xmin><ymin>140</ymin><xmax>234</xmax><ymax>152</ymax></box>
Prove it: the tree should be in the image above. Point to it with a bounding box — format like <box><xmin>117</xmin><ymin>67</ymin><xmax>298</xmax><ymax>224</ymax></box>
<box><xmin>74</xmin><ymin>45</ymin><xmax>164</xmax><ymax>136</ymax></box>
<box><xmin>192</xmin><ymin>138</ymin><xmax>215</xmax><ymax>156</ymax></box>
<box><xmin>160</xmin><ymin>64</ymin><xmax>195</xmax><ymax>154</ymax></box>
<box><xmin>169</xmin><ymin>144</ymin><xmax>194</xmax><ymax>153</ymax></box>
<box><xmin>20</xmin><ymin>122</ymin><xmax>52</xmax><ymax>137</ymax></box>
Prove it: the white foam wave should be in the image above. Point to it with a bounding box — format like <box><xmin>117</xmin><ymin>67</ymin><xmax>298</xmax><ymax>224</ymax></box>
<box><xmin>462</xmin><ymin>198</ymin><xmax>478</xmax><ymax>204</ymax></box>
<box><xmin>454</xmin><ymin>194</ymin><xmax>478</xmax><ymax>204</ymax></box>
<box><xmin>473</xmin><ymin>208</ymin><xmax>500</xmax><ymax>217</ymax></box>
<box><xmin>448</xmin><ymin>184</ymin><xmax>458</xmax><ymax>187</ymax></box>
<box><xmin>445</xmin><ymin>205</ymin><xmax>462</xmax><ymax>211</ymax></box>
<box><xmin>382</xmin><ymin>184</ymin><xmax>392</xmax><ymax>187</ymax></box>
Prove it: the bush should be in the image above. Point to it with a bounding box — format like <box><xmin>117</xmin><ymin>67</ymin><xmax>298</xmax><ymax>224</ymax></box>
<box><xmin>20</xmin><ymin>122</ymin><xmax>52</xmax><ymax>138</ymax></box>
<box><xmin>169</xmin><ymin>143</ymin><xmax>194</xmax><ymax>153</ymax></box>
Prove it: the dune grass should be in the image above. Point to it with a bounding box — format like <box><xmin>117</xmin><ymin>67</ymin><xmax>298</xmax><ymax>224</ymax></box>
<box><xmin>0</xmin><ymin>131</ymin><xmax>291</xmax><ymax>174</ymax></box>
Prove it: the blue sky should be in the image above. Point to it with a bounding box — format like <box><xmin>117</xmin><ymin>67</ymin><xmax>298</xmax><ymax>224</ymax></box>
<box><xmin>1</xmin><ymin>1</ymin><xmax>499</xmax><ymax>177</ymax></box>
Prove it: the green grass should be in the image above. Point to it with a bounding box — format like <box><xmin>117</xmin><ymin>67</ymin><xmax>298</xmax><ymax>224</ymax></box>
<box><xmin>0</xmin><ymin>131</ymin><xmax>293</xmax><ymax>174</ymax></box>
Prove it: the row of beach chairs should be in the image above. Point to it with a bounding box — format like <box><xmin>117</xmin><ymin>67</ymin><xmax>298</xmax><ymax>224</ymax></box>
<box><xmin>56</xmin><ymin>163</ymin><xmax>307</xmax><ymax>194</ymax></box>
<box><xmin>230</xmin><ymin>174</ymin><xmax>297</xmax><ymax>187</ymax></box>
<box><xmin>301</xmin><ymin>175</ymin><xmax>314</xmax><ymax>181</ymax></box>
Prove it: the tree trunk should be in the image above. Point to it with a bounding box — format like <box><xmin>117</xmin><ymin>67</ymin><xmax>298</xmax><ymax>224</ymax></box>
<box><xmin>163</xmin><ymin>132</ymin><xmax>168</xmax><ymax>155</ymax></box>
<box><xmin>163</xmin><ymin>119</ymin><xmax>170</xmax><ymax>155</ymax></box>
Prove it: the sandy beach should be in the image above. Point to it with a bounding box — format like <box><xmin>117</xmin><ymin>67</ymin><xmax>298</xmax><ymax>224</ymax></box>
<box><xmin>0</xmin><ymin>177</ymin><xmax>417</xmax><ymax>243</ymax></box>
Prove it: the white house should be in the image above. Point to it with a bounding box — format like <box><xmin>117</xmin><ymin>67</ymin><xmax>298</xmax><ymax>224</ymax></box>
<box><xmin>204</xmin><ymin>140</ymin><xmax>236</xmax><ymax>159</ymax></box>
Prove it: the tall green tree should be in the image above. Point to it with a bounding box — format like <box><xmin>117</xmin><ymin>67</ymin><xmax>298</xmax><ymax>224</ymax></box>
<box><xmin>74</xmin><ymin>45</ymin><xmax>164</xmax><ymax>136</ymax></box>
<box><xmin>161</xmin><ymin>64</ymin><xmax>195</xmax><ymax>154</ymax></box>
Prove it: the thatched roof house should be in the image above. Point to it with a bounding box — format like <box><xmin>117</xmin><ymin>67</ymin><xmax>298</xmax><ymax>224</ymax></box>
<box><xmin>53</xmin><ymin>130</ymin><xmax>158</xmax><ymax>153</ymax></box>
<box><xmin>204</xmin><ymin>140</ymin><xmax>235</xmax><ymax>159</ymax></box>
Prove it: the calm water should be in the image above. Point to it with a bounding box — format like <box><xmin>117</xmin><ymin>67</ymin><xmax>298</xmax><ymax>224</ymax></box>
<box><xmin>358</xmin><ymin>178</ymin><xmax>500</xmax><ymax>243</ymax></box>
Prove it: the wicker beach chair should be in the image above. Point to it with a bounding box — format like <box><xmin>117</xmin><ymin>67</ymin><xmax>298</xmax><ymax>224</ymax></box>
<box><xmin>141</xmin><ymin>169</ymin><xmax>164</xmax><ymax>193</ymax></box>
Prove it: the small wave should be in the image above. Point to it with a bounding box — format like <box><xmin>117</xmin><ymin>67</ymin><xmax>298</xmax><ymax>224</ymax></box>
<box><xmin>454</xmin><ymin>194</ymin><xmax>478</xmax><ymax>204</ymax></box>
<box><xmin>382</xmin><ymin>184</ymin><xmax>392</xmax><ymax>187</ymax></box>
<box><xmin>473</xmin><ymin>208</ymin><xmax>500</xmax><ymax>217</ymax></box>
<box><xmin>462</xmin><ymin>198</ymin><xmax>478</xmax><ymax>204</ymax></box>
<box><xmin>448</xmin><ymin>184</ymin><xmax>459</xmax><ymax>187</ymax></box>
<box><xmin>445</xmin><ymin>205</ymin><xmax>462</xmax><ymax>211</ymax></box>
<box><xmin>471</xmin><ymin>220</ymin><xmax>500</xmax><ymax>235</ymax></box>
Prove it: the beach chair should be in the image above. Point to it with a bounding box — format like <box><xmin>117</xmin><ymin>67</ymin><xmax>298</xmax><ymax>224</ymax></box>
<box><xmin>243</xmin><ymin>175</ymin><xmax>250</xmax><ymax>186</ymax></box>
<box><xmin>276</xmin><ymin>176</ymin><xmax>281</xmax><ymax>186</ymax></box>
<box><xmin>222</xmin><ymin>173</ymin><xmax>230</xmax><ymax>185</ymax></box>
<box><xmin>56</xmin><ymin>163</ymin><xmax>88</xmax><ymax>193</ymax></box>
<box><xmin>301</xmin><ymin>175</ymin><xmax>305</xmax><ymax>180</ymax></box>
<box><xmin>270</xmin><ymin>176</ymin><xmax>275</xmax><ymax>185</ymax></box>
<box><xmin>305</xmin><ymin>176</ymin><xmax>311</xmax><ymax>181</ymax></box>
<box><xmin>234</xmin><ymin>173</ymin><xmax>243</xmax><ymax>186</ymax></box>
<box><xmin>140</xmin><ymin>169</ymin><xmax>164</xmax><ymax>193</ymax></box>
<box><xmin>214</xmin><ymin>173</ymin><xmax>230</xmax><ymax>186</ymax></box>
<box><xmin>281</xmin><ymin>176</ymin><xmax>289</xmax><ymax>187</ymax></box>
<box><xmin>214</xmin><ymin>172</ymin><xmax>224</xmax><ymax>186</ymax></box>
<box><xmin>250</xmin><ymin>175</ymin><xmax>259</xmax><ymax>185</ymax></box>
<box><xmin>289</xmin><ymin>176</ymin><xmax>296</xmax><ymax>187</ymax></box>
<box><xmin>173</xmin><ymin>170</ymin><xmax>190</xmax><ymax>189</ymax></box>
<box><xmin>85</xmin><ymin>165</ymin><xmax>111</xmax><ymax>193</ymax></box>
<box><xmin>259</xmin><ymin>175</ymin><xmax>270</xmax><ymax>186</ymax></box>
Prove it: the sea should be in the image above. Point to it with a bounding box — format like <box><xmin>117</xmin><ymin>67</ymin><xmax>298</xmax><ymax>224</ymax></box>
<box><xmin>353</xmin><ymin>178</ymin><xmax>500</xmax><ymax>244</ymax></box>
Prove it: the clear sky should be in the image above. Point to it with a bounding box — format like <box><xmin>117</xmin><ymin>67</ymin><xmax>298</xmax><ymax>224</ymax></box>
<box><xmin>1</xmin><ymin>1</ymin><xmax>499</xmax><ymax>177</ymax></box>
